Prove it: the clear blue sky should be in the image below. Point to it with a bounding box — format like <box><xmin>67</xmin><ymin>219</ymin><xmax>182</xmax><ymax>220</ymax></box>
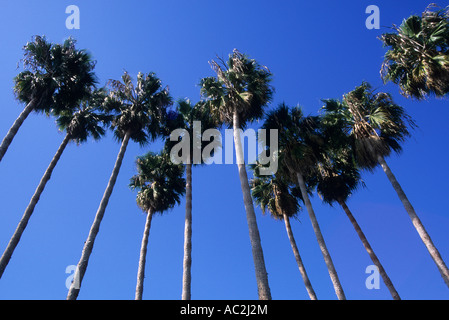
<box><xmin>0</xmin><ymin>0</ymin><xmax>448</xmax><ymax>300</ymax></box>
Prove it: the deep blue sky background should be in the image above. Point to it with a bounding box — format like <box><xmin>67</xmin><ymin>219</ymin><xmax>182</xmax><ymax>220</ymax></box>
<box><xmin>0</xmin><ymin>0</ymin><xmax>448</xmax><ymax>300</ymax></box>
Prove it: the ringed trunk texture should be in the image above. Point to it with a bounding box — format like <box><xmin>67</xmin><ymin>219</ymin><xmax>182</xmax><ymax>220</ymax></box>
<box><xmin>0</xmin><ymin>99</ymin><xmax>36</xmax><ymax>162</ymax></box>
<box><xmin>182</xmin><ymin>163</ymin><xmax>193</xmax><ymax>300</ymax></box>
<box><xmin>233</xmin><ymin>110</ymin><xmax>272</xmax><ymax>300</ymax></box>
<box><xmin>377</xmin><ymin>155</ymin><xmax>449</xmax><ymax>288</ymax></box>
<box><xmin>0</xmin><ymin>133</ymin><xmax>70</xmax><ymax>278</ymax></box>
<box><xmin>296</xmin><ymin>172</ymin><xmax>346</xmax><ymax>300</ymax></box>
<box><xmin>135</xmin><ymin>208</ymin><xmax>154</xmax><ymax>300</ymax></box>
<box><xmin>283</xmin><ymin>213</ymin><xmax>317</xmax><ymax>300</ymax></box>
<box><xmin>337</xmin><ymin>199</ymin><xmax>400</xmax><ymax>300</ymax></box>
<box><xmin>66</xmin><ymin>131</ymin><xmax>131</xmax><ymax>300</ymax></box>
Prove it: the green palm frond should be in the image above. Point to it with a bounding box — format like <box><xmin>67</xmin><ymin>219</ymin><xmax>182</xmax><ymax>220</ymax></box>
<box><xmin>130</xmin><ymin>151</ymin><xmax>186</xmax><ymax>214</ymax></box>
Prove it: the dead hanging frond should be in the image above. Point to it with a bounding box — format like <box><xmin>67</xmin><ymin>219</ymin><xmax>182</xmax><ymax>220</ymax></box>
<box><xmin>107</xmin><ymin>78</ymin><xmax>126</xmax><ymax>93</ymax></box>
<box><xmin>208</xmin><ymin>50</ymin><xmax>249</xmax><ymax>118</ymax></box>
<box><xmin>423</xmin><ymin>3</ymin><xmax>449</xmax><ymax>20</ymax></box>
<box><xmin>230</xmin><ymin>49</ymin><xmax>245</xmax><ymax>73</ymax></box>
<box><xmin>209</xmin><ymin>56</ymin><xmax>232</xmax><ymax>90</ymax></box>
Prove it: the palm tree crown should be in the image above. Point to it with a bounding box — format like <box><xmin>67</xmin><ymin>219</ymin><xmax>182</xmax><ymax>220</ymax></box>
<box><xmin>262</xmin><ymin>103</ymin><xmax>323</xmax><ymax>180</ymax></box>
<box><xmin>56</xmin><ymin>89</ymin><xmax>112</xmax><ymax>144</ymax></box>
<box><xmin>105</xmin><ymin>71</ymin><xmax>172</xmax><ymax>144</ymax></box>
<box><xmin>0</xmin><ymin>36</ymin><xmax>97</xmax><ymax>162</ymax></box>
<box><xmin>321</xmin><ymin>82</ymin><xmax>416</xmax><ymax>171</ymax></box>
<box><xmin>200</xmin><ymin>49</ymin><xmax>273</xmax><ymax>128</ymax></box>
<box><xmin>250</xmin><ymin>170</ymin><xmax>301</xmax><ymax>221</ymax></box>
<box><xmin>14</xmin><ymin>35</ymin><xmax>97</xmax><ymax>114</ymax></box>
<box><xmin>130</xmin><ymin>151</ymin><xmax>186</xmax><ymax>214</ymax></box>
<box><xmin>165</xmin><ymin>98</ymin><xmax>222</xmax><ymax>164</ymax></box>
<box><xmin>380</xmin><ymin>4</ymin><xmax>449</xmax><ymax>99</ymax></box>
<box><xmin>313</xmin><ymin>150</ymin><xmax>363</xmax><ymax>207</ymax></box>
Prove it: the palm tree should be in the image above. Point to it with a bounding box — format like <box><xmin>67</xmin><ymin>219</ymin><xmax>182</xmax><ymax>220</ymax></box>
<box><xmin>0</xmin><ymin>89</ymin><xmax>110</xmax><ymax>279</ymax></box>
<box><xmin>250</xmin><ymin>164</ymin><xmax>318</xmax><ymax>300</ymax></box>
<box><xmin>310</xmin><ymin>117</ymin><xmax>400</xmax><ymax>299</ymax></box>
<box><xmin>166</xmin><ymin>98</ymin><xmax>222</xmax><ymax>300</ymax></box>
<box><xmin>130</xmin><ymin>151</ymin><xmax>186</xmax><ymax>300</ymax></box>
<box><xmin>380</xmin><ymin>4</ymin><xmax>449</xmax><ymax>99</ymax></box>
<box><xmin>200</xmin><ymin>49</ymin><xmax>273</xmax><ymax>300</ymax></box>
<box><xmin>262</xmin><ymin>103</ymin><xmax>347</xmax><ymax>300</ymax></box>
<box><xmin>324</xmin><ymin>82</ymin><xmax>449</xmax><ymax>288</ymax></box>
<box><xmin>66</xmin><ymin>71</ymin><xmax>172</xmax><ymax>300</ymax></box>
<box><xmin>0</xmin><ymin>36</ymin><xmax>96</xmax><ymax>162</ymax></box>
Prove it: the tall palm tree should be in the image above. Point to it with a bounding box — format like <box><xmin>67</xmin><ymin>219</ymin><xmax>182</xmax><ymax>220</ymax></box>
<box><xmin>166</xmin><ymin>98</ymin><xmax>222</xmax><ymax>300</ymax></box>
<box><xmin>262</xmin><ymin>103</ymin><xmax>347</xmax><ymax>300</ymax></box>
<box><xmin>66</xmin><ymin>71</ymin><xmax>172</xmax><ymax>300</ymax></box>
<box><xmin>250</xmin><ymin>164</ymin><xmax>318</xmax><ymax>300</ymax></box>
<box><xmin>309</xmin><ymin>117</ymin><xmax>400</xmax><ymax>299</ymax></box>
<box><xmin>130</xmin><ymin>151</ymin><xmax>186</xmax><ymax>300</ymax></box>
<box><xmin>200</xmin><ymin>49</ymin><xmax>273</xmax><ymax>300</ymax></box>
<box><xmin>0</xmin><ymin>36</ymin><xmax>96</xmax><ymax>162</ymax></box>
<box><xmin>0</xmin><ymin>89</ymin><xmax>110</xmax><ymax>279</ymax></box>
<box><xmin>324</xmin><ymin>82</ymin><xmax>449</xmax><ymax>288</ymax></box>
<box><xmin>380</xmin><ymin>4</ymin><xmax>449</xmax><ymax>99</ymax></box>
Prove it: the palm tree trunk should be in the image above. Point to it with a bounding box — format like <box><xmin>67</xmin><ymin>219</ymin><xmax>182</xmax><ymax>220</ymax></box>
<box><xmin>282</xmin><ymin>213</ymin><xmax>317</xmax><ymax>300</ymax></box>
<box><xmin>66</xmin><ymin>130</ymin><xmax>131</xmax><ymax>300</ymax></box>
<box><xmin>135</xmin><ymin>208</ymin><xmax>154</xmax><ymax>300</ymax></box>
<box><xmin>233</xmin><ymin>110</ymin><xmax>272</xmax><ymax>300</ymax></box>
<box><xmin>377</xmin><ymin>154</ymin><xmax>449</xmax><ymax>287</ymax></box>
<box><xmin>0</xmin><ymin>99</ymin><xmax>36</xmax><ymax>162</ymax></box>
<box><xmin>0</xmin><ymin>133</ymin><xmax>70</xmax><ymax>278</ymax></box>
<box><xmin>182</xmin><ymin>163</ymin><xmax>193</xmax><ymax>300</ymax></box>
<box><xmin>337</xmin><ymin>198</ymin><xmax>400</xmax><ymax>300</ymax></box>
<box><xmin>296</xmin><ymin>172</ymin><xmax>346</xmax><ymax>300</ymax></box>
